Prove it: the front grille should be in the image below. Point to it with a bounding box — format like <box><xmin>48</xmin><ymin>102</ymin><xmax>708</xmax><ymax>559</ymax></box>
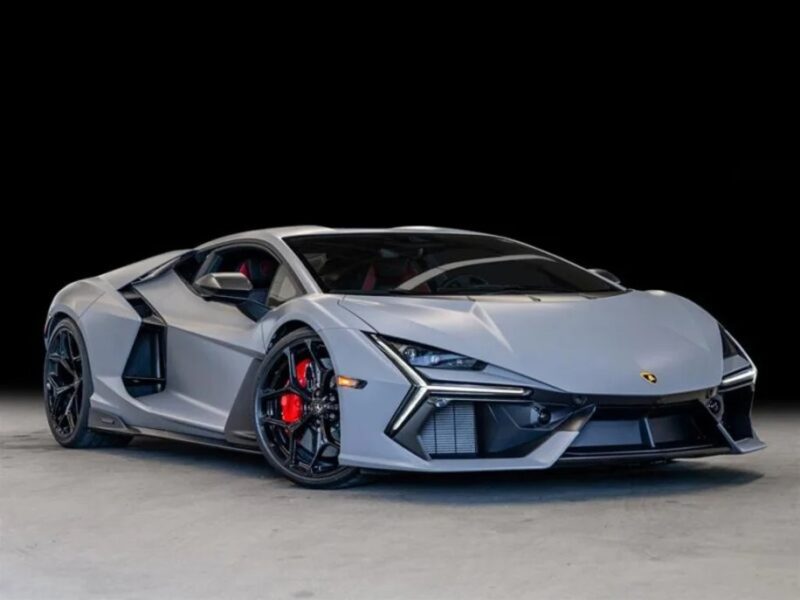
<box><xmin>419</xmin><ymin>402</ymin><xmax>477</xmax><ymax>457</ymax></box>
<box><xmin>564</xmin><ymin>400</ymin><xmax>725</xmax><ymax>456</ymax></box>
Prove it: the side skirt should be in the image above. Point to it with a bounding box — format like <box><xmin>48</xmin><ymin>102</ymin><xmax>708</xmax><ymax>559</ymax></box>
<box><xmin>88</xmin><ymin>408</ymin><xmax>261</xmax><ymax>455</ymax></box>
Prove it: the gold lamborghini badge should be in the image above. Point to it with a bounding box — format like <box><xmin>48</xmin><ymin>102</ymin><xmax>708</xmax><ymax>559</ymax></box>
<box><xmin>640</xmin><ymin>371</ymin><xmax>658</xmax><ymax>384</ymax></box>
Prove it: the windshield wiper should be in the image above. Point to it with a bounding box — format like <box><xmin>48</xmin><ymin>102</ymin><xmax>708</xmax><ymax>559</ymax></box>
<box><xmin>337</xmin><ymin>286</ymin><xmax>586</xmax><ymax>297</ymax></box>
<box><xmin>337</xmin><ymin>289</ymin><xmax>430</xmax><ymax>296</ymax></box>
<box><xmin>433</xmin><ymin>285</ymin><xmax>574</xmax><ymax>296</ymax></box>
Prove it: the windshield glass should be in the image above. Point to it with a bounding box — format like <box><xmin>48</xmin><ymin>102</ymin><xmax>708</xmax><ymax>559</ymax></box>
<box><xmin>285</xmin><ymin>233</ymin><xmax>619</xmax><ymax>296</ymax></box>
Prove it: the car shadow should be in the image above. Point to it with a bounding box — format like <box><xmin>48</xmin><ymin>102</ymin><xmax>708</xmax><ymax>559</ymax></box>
<box><xmin>354</xmin><ymin>461</ymin><xmax>764</xmax><ymax>505</ymax></box>
<box><xmin>3</xmin><ymin>429</ymin><xmax>765</xmax><ymax>504</ymax></box>
<box><xmin>117</xmin><ymin>436</ymin><xmax>763</xmax><ymax>504</ymax></box>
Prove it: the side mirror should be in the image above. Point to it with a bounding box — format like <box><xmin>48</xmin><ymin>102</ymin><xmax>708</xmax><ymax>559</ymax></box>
<box><xmin>195</xmin><ymin>272</ymin><xmax>253</xmax><ymax>300</ymax></box>
<box><xmin>588</xmin><ymin>268</ymin><xmax>622</xmax><ymax>285</ymax></box>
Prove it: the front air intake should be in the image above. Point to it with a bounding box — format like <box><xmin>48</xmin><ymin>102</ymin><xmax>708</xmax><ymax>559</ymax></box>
<box><xmin>419</xmin><ymin>402</ymin><xmax>477</xmax><ymax>457</ymax></box>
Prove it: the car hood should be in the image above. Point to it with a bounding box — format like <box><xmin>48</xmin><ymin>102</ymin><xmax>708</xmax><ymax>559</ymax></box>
<box><xmin>340</xmin><ymin>291</ymin><xmax>724</xmax><ymax>395</ymax></box>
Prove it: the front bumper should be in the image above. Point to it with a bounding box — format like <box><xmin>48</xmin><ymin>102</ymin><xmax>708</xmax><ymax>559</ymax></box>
<box><xmin>557</xmin><ymin>383</ymin><xmax>765</xmax><ymax>465</ymax></box>
<box><xmin>385</xmin><ymin>382</ymin><xmax>764</xmax><ymax>470</ymax></box>
<box><xmin>326</xmin><ymin>329</ymin><xmax>764</xmax><ymax>473</ymax></box>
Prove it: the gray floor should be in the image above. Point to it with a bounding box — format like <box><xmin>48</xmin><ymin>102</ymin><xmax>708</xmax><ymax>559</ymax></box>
<box><xmin>1</xmin><ymin>394</ymin><xmax>798</xmax><ymax>600</ymax></box>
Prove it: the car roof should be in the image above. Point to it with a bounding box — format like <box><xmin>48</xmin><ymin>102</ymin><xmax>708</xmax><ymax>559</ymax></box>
<box><xmin>196</xmin><ymin>225</ymin><xmax>488</xmax><ymax>249</ymax></box>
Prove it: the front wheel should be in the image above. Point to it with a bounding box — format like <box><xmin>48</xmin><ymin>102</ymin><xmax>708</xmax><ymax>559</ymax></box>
<box><xmin>254</xmin><ymin>327</ymin><xmax>363</xmax><ymax>488</ymax></box>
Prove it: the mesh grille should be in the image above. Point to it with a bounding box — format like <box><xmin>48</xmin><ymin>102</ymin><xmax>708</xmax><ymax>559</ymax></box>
<box><xmin>419</xmin><ymin>402</ymin><xmax>477</xmax><ymax>457</ymax></box>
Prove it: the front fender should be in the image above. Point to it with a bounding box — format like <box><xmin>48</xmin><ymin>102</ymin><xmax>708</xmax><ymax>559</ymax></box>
<box><xmin>258</xmin><ymin>294</ymin><xmax>375</xmax><ymax>349</ymax></box>
<box><xmin>45</xmin><ymin>278</ymin><xmax>115</xmax><ymax>341</ymax></box>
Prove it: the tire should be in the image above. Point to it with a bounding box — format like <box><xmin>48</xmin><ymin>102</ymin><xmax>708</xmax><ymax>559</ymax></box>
<box><xmin>254</xmin><ymin>327</ymin><xmax>364</xmax><ymax>489</ymax></box>
<box><xmin>44</xmin><ymin>318</ymin><xmax>132</xmax><ymax>448</ymax></box>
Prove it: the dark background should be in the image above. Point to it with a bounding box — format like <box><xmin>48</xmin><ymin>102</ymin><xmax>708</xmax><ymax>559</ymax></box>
<box><xmin>2</xmin><ymin>152</ymin><xmax>795</xmax><ymax>403</ymax></box>
<box><xmin>2</xmin><ymin>57</ymin><xmax>796</xmax><ymax>402</ymax></box>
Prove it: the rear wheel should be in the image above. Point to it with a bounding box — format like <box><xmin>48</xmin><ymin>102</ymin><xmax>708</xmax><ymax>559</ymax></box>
<box><xmin>254</xmin><ymin>327</ymin><xmax>363</xmax><ymax>488</ymax></box>
<box><xmin>44</xmin><ymin>318</ymin><xmax>131</xmax><ymax>448</ymax></box>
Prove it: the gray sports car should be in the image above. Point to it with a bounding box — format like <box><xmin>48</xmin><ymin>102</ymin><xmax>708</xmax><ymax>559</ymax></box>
<box><xmin>44</xmin><ymin>226</ymin><xmax>763</xmax><ymax>487</ymax></box>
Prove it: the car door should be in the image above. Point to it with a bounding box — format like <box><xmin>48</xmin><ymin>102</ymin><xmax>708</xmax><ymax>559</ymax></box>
<box><xmin>130</xmin><ymin>243</ymin><xmax>288</xmax><ymax>435</ymax></box>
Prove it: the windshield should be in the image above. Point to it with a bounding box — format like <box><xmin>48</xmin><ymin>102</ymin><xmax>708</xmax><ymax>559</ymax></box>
<box><xmin>285</xmin><ymin>233</ymin><xmax>619</xmax><ymax>296</ymax></box>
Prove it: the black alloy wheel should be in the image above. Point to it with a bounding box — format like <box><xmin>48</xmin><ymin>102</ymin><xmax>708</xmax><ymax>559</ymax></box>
<box><xmin>254</xmin><ymin>327</ymin><xmax>362</xmax><ymax>488</ymax></box>
<box><xmin>45</xmin><ymin>325</ymin><xmax>84</xmax><ymax>438</ymax></box>
<box><xmin>44</xmin><ymin>318</ymin><xmax>131</xmax><ymax>448</ymax></box>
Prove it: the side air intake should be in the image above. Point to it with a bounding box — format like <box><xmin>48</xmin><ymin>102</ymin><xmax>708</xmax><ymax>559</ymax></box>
<box><xmin>120</xmin><ymin>286</ymin><xmax>166</xmax><ymax>397</ymax></box>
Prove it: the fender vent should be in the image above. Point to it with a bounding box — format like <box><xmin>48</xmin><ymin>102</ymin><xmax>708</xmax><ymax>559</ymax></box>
<box><xmin>419</xmin><ymin>402</ymin><xmax>477</xmax><ymax>458</ymax></box>
<box><xmin>120</xmin><ymin>285</ymin><xmax>166</xmax><ymax>397</ymax></box>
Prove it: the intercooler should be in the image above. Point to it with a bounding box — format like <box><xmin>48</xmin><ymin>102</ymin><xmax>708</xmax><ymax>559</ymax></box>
<box><xmin>418</xmin><ymin>401</ymin><xmax>477</xmax><ymax>457</ymax></box>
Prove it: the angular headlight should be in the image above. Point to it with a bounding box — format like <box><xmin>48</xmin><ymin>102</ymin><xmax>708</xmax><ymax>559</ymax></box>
<box><xmin>381</xmin><ymin>337</ymin><xmax>486</xmax><ymax>371</ymax></box>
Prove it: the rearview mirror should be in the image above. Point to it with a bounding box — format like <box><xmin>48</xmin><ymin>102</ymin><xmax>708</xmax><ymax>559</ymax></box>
<box><xmin>195</xmin><ymin>272</ymin><xmax>253</xmax><ymax>300</ymax></box>
<box><xmin>588</xmin><ymin>268</ymin><xmax>622</xmax><ymax>285</ymax></box>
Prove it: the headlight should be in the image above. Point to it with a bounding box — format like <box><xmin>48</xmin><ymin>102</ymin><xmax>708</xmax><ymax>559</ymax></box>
<box><xmin>381</xmin><ymin>337</ymin><xmax>486</xmax><ymax>371</ymax></box>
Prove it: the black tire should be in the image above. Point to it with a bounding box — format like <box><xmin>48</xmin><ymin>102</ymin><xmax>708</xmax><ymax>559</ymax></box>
<box><xmin>44</xmin><ymin>318</ymin><xmax>132</xmax><ymax>448</ymax></box>
<box><xmin>254</xmin><ymin>327</ymin><xmax>364</xmax><ymax>489</ymax></box>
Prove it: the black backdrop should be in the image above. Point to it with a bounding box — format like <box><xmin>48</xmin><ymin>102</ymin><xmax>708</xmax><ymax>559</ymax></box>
<box><xmin>2</xmin><ymin>154</ymin><xmax>795</xmax><ymax>404</ymax></box>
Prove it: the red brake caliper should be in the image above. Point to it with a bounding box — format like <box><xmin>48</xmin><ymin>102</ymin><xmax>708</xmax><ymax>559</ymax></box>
<box><xmin>280</xmin><ymin>358</ymin><xmax>311</xmax><ymax>424</ymax></box>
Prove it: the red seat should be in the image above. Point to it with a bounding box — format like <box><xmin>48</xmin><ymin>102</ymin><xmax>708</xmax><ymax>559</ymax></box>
<box><xmin>238</xmin><ymin>258</ymin><xmax>275</xmax><ymax>287</ymax></box>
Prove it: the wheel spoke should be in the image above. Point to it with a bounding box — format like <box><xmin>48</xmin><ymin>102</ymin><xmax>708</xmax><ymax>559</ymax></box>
<box><xmin>287</xmin><ymin>384</ymin><xmax>312</xmax><ymax>402</ymax></box>
<box><xmin>62</xmin><ymin>392</ymin><xmax>75</xmax><ymax>420</ymax></box>
<box><xmin>55</xmin><ymin>390</ymin><xmax>76</xmax><ymax>429</ymax></box>
<box><xmin>65</xmin><ymin>410</ymin><xmax>75</xmax><ymax>431</ymax></box>
<box><xmin>59</xmin><ymin>357</ymin><xmax>76</xmax><ymax>378</ymax></box>
<box><xmin>287</xmin><ymin>435</ymin><xmax>298</xmax><ymax>466</ymax></box>
<box><xmin>263</xmin><ymin>384</ymin><xmax>311</xmax><ymax>403</ymax></box>
<box><xmin>58</xmin><ymin>331</ymin><xmax>69</xmax><ymax>360</ymax></box>
<box><xmin>72</xmin><ymin>386</ymin><xmax>82</xmax><ymax>417</ymax></box>
<box><xmin>261</xmin><ymin>387</ymin><xmax>292</xmax><ymax>400</ymax></box>
<box><xmin>49</xmin><ymin>376</ymin><xmax>74</xmax><ymax>398</ymax></box>
<box><xmin>66</xmin><ymin>335</ymin><xmax>79</xmax><ymax>361</ymax></box>
<box><xmin>320</xmin><ymin>419</ymin><xmax>340</xmax><ymax>450</ymax></box>
<box><xmin>307</xmin><ymin>432</ymin><xmax>327</xmax><ymax>472</ymax></box>
<box><xmin>289</xmin><ymin>412</ymin><xmax>314</xmax><ymax>436</ymax></box>
<box><xmin>52</xmin><ymin>393</ymin><xmax>67</xmax><ymax>416</ymax></box>
<box><xmin>306</xmin><ymin>340</ymin><xmax>332</xmax><ymax>378</ymax></box>
<box><xmin>284</xmin><ymin>348</ymin><xmax>298</xmax><ymax>387</ymax></box>
<box><xmin>260</xmin><ymin>415</ymin><xmax>287</xmax><ymax>427</ymax></box>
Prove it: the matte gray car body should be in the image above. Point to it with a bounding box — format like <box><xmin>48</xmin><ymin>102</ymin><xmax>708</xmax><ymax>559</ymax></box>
<box><xmin>45</xmin><ymin>226</ymin><xmax>764</xmax><ymax>474</ymax></box>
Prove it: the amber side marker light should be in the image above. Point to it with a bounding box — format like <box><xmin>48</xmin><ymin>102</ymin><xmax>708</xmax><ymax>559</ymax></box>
<box><xmin>337</xmin><ymin>375</ymin><xmax>367</xmax><ymax>389</ymax></box>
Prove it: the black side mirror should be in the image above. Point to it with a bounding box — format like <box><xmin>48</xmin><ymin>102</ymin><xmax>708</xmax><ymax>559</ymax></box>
<box><xmin>588</xmin><ymin>268</ymin><xmax>622</xmax><ymax>285</ymax></box>
<box><xmin>195</xmin><ymin>272</ymin><xmax>253</xmax><ymax>301</ymax></box>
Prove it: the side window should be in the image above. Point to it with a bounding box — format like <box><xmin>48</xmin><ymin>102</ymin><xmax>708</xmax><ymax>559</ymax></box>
<box><xmin>267</xmin><ymin>265</ymin><xmax>302</xmax><ymax>308</ymax></box>
<box><xmin>199</xmin><ymin>247</ymin><xmax>280</xmax><ymax>306</ymax></box>
<box><xmin>174</xmin><ymin>252</ymin><xmax>206</xmax><ymax>283</ymax></box>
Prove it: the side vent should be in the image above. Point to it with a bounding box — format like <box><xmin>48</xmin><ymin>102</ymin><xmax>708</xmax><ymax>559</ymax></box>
<box><xmin>120</xmin><ymin>286</ymin><xmax>166</xmax><ymax>397</ymax></box>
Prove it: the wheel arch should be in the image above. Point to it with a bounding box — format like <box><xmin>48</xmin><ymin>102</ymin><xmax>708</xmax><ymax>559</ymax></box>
<box><xmin>44</xmin><ymin>279</ymin><xmax>110</xmax><ymax>345</ymax></box>
<box><xmin>265</xmin><ymin>319</ymin><xmax>313</xmax><ymax>351</ymax></box>
<box><xmin>44</xmin><ymin>310</ymin><xmax>74</xmax><ymax>342</ymax></box>
<box><xmin>226</xmin><ymin>307</ymin><xmax>359</xmax><ymax>449</ymax></box>
<box><xmin>261</xmin><ymin>295</ymin><xmax>375</xmax><ymax>356</ymax></box>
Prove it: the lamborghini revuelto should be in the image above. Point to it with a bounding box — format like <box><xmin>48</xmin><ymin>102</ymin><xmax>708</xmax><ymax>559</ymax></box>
<box><xmin>44</xmin><ymin>227</ymin><xmax>764</xmax><ymax>487</ymax></box>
